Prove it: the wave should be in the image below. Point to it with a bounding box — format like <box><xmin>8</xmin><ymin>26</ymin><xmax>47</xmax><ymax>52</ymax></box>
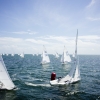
<box><xmin>67</xmin><ymin>91</ymin><xmax>83</xmax><ymax>96</ymax></box>
<box><xmin>25</xmin><ymin>82</ymin><xmax>51</xmax><ymax>87</ymax></box>
<box><xmin>14</xmin><ymin>87</ymin><xmax>20</xmax><ymax>90</ymax></box>
<box><xmin>29</xmin><ymin>78</ymin><xmax>43</xmax><ymax>81</ymax></box>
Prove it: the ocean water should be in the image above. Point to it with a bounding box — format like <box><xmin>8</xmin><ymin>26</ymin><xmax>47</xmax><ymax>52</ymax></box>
<box><xmin>0</xmin><ymin>54</ymin><xmax>100</xmax><ymax>100</ymax></box>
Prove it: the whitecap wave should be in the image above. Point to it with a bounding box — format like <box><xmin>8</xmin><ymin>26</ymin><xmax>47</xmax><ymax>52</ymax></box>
<box><xmin>31</xmin><ymin>78</ymin><xmax>43</xmax><ymax>81</ymax></box>
<box><xmin>25</xmin><ymin>82</ymin><xmax>51</xmax><ymax>87</ymax></box>
<box><xmin>27</xmin><ymin>77</ymin><xmax>43</xmax><ymax>81</ymax></box>
<box><xmin>14</xmin><ymin>87</ymin><xmax>20</xmax><ymax>90</ymax></box>
<box><xmin>66</xmin><ymin>91</ymin><xmax>80</xmax><ymax>95</ymax></box>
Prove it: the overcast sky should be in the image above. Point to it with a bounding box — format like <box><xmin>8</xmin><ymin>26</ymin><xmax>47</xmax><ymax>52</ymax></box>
<box><xmin>0</xmin><ymin>0</ymin><xmax>100</xmax><ymax>55</ymax></box>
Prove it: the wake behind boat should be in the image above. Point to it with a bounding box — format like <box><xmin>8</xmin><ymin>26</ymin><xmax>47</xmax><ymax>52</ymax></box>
<box><xmin>50</xmin><ymin>30</ymin><xmax>81</xmax><ymax>86</ymax></box>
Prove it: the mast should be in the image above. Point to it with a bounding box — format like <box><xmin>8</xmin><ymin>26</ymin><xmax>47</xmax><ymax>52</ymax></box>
<box><xmin>72</xmin><ymin>29</ymin><xmax>81</xmax><ymax>81</ymax></box>
<box><xmin>75</xmin><ymin>29</ymin><xmax>78</xmax><ymax>60</ymax></box>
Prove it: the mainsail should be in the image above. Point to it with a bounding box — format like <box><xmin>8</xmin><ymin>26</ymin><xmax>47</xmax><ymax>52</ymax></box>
<box><xmin>55</xmin><ymin>52</ymin><xmax>59</xmax><ymax>58</ymax></box>
<box><xmin>71</xmin><ymin>30</ymin><xmax>81</xmax><ymax>82</ymax></box>
<box><xmin>41</xmin><ymin>45</ymin><xmax>50</xmax><ymax>64</ymax></box>
<box><xmin>20</xmin><ymin>52</ymin><xmax>24</xmax><ymax>58</ymax></box>
<box><xmin>0</xmin><ymin>54</ymin><xmax>15</xmax><ymax>90</ymax></box>
<box><xmin>61</xmin><ymin>46</ymin><xmax>71</xmax><ymax>64</ymax></box>
<box><xmin>72</xmin><ymin>57</ymin><xmax>81</xmax><ymax>82</ymax></box>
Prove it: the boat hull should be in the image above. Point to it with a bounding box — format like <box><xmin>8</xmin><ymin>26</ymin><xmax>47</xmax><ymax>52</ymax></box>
<box><xmin>70</xmin><ymin>78</ymin><xmax>81</xmax><ymax>83</ymax></box>
<box><xmin>50</xmin><ymin>79</ymin><xmax>70</xmax><ymax>86</ymax></box>
<box><xmin>0</xmin><ymin>86</ymin><xmax>16</xmax><ymax>90</ymax></box>
<box><xmin>50</xmin><ymin>78</ymin><xmax>80</xmax><ymax>86</ymax></box>
<box><xmin>41</xmin><ymin>62</ymin><xmax>50</xmax><ymax>65</ymax></box>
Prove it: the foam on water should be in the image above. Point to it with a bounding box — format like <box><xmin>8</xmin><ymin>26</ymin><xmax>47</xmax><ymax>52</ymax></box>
<box><xmin>25</xmin><ymin>82</ymin><xmax>51</xmax><ymax>87</ymax></box>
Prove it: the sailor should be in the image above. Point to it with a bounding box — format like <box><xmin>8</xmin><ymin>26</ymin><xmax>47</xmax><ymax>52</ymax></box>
<box><xmin>58</xmin><ymin>77</ymin><xmax>62</xmax><ymax>82</ymax></box>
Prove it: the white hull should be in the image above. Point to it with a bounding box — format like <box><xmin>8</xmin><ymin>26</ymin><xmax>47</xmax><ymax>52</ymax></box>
<box><xmin>50</xmin><ymin>78</ymin><xmax>80</xmax><ymax>86</ymax></box>
<box><xmin>50</xmin><ymin>79</ymin><xmax>69</xmax><ymax>86</ymax></box>
<box><xmin>0</xmin><ymin>85</ymin><xmax>16</xmax><ymax>90</ymax></box>
<box><xmin>41</xmin><ymin>61</ymin><xmax>50</xmax><ymax>65</ymax></box>
<box><xmin>61</xmin><ymin>61</ymin><xmax>71</xmax><ymax>65</ymax></box>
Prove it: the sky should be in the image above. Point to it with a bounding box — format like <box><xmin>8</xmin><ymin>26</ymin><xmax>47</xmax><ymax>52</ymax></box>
<box><xmin>0</xmin><ymin>0</ymin><xmax>100</xmax><ymax>55</ymax></box>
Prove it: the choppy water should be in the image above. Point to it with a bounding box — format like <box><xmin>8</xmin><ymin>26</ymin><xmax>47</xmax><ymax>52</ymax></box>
<box><xmin>0</xmin><ymin>54</ymin><xmax>100</xmax><ymax>100</ymax></box>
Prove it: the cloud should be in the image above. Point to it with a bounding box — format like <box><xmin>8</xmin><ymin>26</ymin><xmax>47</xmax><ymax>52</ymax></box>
<box><xmin>0</xmin><ymin>30</ymin><xmax>38</xmax><ymax>35</ymax></box>
<box><xmin>0</xmin><ymin>35</ymin><xmax>100</xmax><ymax>54</ymax></box>
<box><xmin>79</xmin><ymin>35</ymin><xmax>100</xmax><ymax>40</ymax></box>
<box><xmin>26</xmin><ymin>39</ymin><xmax>50</xmax><ymax>45</ymax></box>
<box><xmin>38</xmin><ymin>35</ymin><xmax>74</xmax><ymax>44</ymax></box>
<box><xmin>13</xmin><ymin>30</ymin><xmax>38</xmax><ymax>35</ymax></box>
<box><xmin>37</xmin><ymin>35</ymin><xmax>100</xmax><ymax>55</ymax></box>
<box><xmin>86</xmin><ymin>0</ymin><xmax>96</xmax><ymax>8</ymax></box>
<box><xmin>87</xmin><ymin>17</ymin><xmax>100</xmax><ymax>21</ymax></box>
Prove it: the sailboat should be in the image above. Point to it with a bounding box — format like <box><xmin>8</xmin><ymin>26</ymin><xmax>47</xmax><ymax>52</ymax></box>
<box><xmin>41</xmin><ymin>45</ymin><xmax>50</xmax><ymax>65</ymax></box>
<box><xmin>55</xmin><ymin>52</ymin><xmax>59</xmax><ymax>58</ymax></box>
<box><xmin>11</xmin><ymin>53</ymin><xmax>14</xmax><ymax>56</ymax></box>
<box><xmin>61</xmin><ymin>46</ymin><xmax>71</xmax><ymax>64</ymax></box>
<box><xmin>0</xmin><ymin>54</ymin><xmax>16</xmax><ymax>90</ymax></box>
<box><xmin>36</xmin><ymin>53</ymin><xmax>38</xmax><ymax>56</ymax></box>
<box><xmin>72</xmin><ymin>53</ymin><xmax>75</xmax><ymax>58</ymax></box>
<box><xmin>20</xmin><ymin>52</ymin><xmax>24</xmax><ymax>58</ymax></box>
<box><xmin>50</xmin><ymin>30</ymin><xmax>81</xmax><ymax>85</ymax></box>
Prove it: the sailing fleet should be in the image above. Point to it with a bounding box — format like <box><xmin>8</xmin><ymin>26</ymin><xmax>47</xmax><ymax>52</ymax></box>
<box><xmin>0</xmin><ymin>30</ymin><xmax>81</xmax><ymax>90</ymax></box>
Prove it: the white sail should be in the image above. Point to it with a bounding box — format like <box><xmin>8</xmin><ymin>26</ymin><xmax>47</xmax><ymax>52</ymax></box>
<box><xmin>71</xmin><ymin>29</ymin><xmax>81</xmax><ymax>83</ymax></box>
<box><xmin>20</xmin><ymin>52</ymin><xmax>24</xmax><ymax>58</ymax></box>
<box><xmin>61</xmin><ymin>46</ymin><xmax>71</xmax><ymax>64</ymax></box>
<box><xmin>0</xmin><ymin>55</ymin><xmax>15</xmax><ymax>90</ymax></box>
<box><xmin>41</xmin><ymin>46</ymin><xmax>50</xmax><ymax>64</ymax></box>
<box><xmin>58</xmin><ymin>64</ymin><xmax>76</xmax><ymax>83</ymax></box>
<box><xmin>36</xmin><ymin>52</ymin><xmax>39</xmax><ymax>56</ymax></box>
<box><xmin>71</xmin><ymin>58</ymin><xmax>81</xmax><ymax>82</ymax></box>
<box><xmin>11</xmin><ymin>53</ymin><xmax>14</xmax><ymax>56</ymax></box>
<box><xmin>55</xmin><ymin>52</ymin><xmax>59</xmax><ymax>58</ymax></box>
<box><xmin>72</xmin><ymin>53</ymin><xmax>75</xmax><ymax>57</ymax></box>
